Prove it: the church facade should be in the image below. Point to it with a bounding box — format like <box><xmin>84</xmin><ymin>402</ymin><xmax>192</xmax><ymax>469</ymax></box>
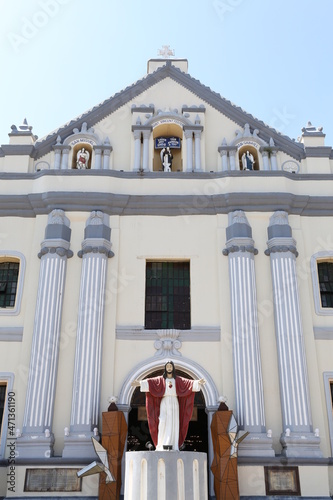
<box><xmin>0</xmin><ymin>57</ymin><xmax>332</xmax><ymax>498</ymax></box>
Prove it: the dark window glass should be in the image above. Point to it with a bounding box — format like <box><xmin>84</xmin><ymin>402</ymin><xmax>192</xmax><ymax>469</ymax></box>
<box><xmin>0</xmin><ymin>384</ymin><xmax>6</xmax><ymax>437</ymax></box>
<box><xmin>145</xmin><ymin>262</ymin><xmax>190</xmax><ymax>330</ymax></box>
<box><xmin>0</xmin><ymin>262</ymin><xmax>19</xmax><ymax>308</ymax></box>
<box><xmin>330</xmin><ymin>381</ymin><xmax>333</xmax><ymax>410</ymax></box>
<box><xmin>318</xmin><ymin>262</ymin><xmax>333</xmax><ymax>308</ymax></box>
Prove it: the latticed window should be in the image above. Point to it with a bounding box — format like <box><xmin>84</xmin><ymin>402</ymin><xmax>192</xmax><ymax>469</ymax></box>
<box><xmin>145</xmin><ymin>261</ymin><xmax>190</xmax><ymax>330</ymax></box>
<box><xmin>0</xmin><ymin>384</ymin><xmax>6</xmax><ymax>438</ymax></box>
<box><xmin>318</xmin><ymin>262</ymin><xmax>333</xmax><ymax>308</ymax></box>
<box><xmin>0</xmin><ymin>262</ymin><xmax>20</xmax><ymax>308</ymax></box>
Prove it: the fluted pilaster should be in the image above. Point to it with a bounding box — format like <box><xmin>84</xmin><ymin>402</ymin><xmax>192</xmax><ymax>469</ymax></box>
<box><xmin>17</xmin><ymin>210</ymin><xmax>73</xmax><ymax>458</ymax></box>
<box><xmin>63</xmin><ymin>211</ymin><xmax>114</xmax><ymax>459</ymax></box>
<box><xmin>266</xmin><ymin>211</ymin><xmax>322</xmax><ymax>457</ymax></box>
<box><xmin>224</xmin><ymin>210</ymin><xmax>274</xmax><ymax>456</ymax></box>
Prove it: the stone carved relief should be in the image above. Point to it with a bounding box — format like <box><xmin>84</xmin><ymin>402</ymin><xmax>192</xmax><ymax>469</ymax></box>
<box><xmin>48</xmin><ymin>209</ymin><xmax>70</xmax><ymax>227</ymax></box>
<box><xmin>154</xmin><ymin>329</ymin><xmax>182</xmax><ymax>357</ymax></box>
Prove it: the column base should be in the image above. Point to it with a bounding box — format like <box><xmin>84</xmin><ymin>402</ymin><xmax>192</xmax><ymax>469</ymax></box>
<box><xmin>280</xmin><ymin>431</ymin><xmax>323</xmax><ymax>458</ymax></box>
<box><xmin>238</xmin><ymin>432</ymin><xmax>275</xmax><ymax>458</ymax></box>
<box><xmin>62</xmin><ymin>431</ymin><xmax>99</xmax><ymax>460</ymax></box>
<box><xmin>16</xmin><ymin>432</ymin><xmax>55</xmax><ymax>459</ymax></box>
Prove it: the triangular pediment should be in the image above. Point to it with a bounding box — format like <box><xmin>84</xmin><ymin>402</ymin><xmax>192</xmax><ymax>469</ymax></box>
<box><xmin>35</xmin><ymin>61</ymin><xmax>305</xmax><ymax>160</ymax></box>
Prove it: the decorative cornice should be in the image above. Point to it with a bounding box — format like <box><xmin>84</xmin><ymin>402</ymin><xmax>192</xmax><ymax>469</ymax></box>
<box><xmin>182</xmin><ymin>105</ymin><xmax>206</xmax><ymax>113</ymax></box>
<box><xmin>0</xmin><ymin>145</ymin><xmax>36</xmax><ymax>157</ymax></box>
<box><xmin>1</xmin><ymin>189</ymin><xmax>333</xmax><ymax>217</ymax></box>
<box><xmin>305</xmin><ymin>146</ymin><xmax>332</xmax><ymax>158</ymax></box>
<box><xmin>131</xmin><ymin>105</ymin><xmax>155</xmax><ymax>114</ymax></box>
<box><xmin>116</xmin><ymin>325</ymin><xmax>221</xmax><ymax>342</ymax></box>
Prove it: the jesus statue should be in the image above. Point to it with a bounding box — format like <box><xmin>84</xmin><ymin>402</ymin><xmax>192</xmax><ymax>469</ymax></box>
<box><xmin>131</xmin><ymin>361</ymin><xmax>205</xmax><ymax>451</ymax></box>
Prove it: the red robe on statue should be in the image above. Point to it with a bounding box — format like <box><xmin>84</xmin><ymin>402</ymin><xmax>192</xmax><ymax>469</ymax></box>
<box><xmin>145</xmin><ymin>376</ymin><xmax>196</xmax><ymax>448</ymax></box>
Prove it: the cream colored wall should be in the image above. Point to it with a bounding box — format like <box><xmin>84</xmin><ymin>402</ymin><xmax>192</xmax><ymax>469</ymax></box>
<box><xmin>299</xmin><ymin>465</ymin><xmax>330</xmax><ymax>496</ymax></box>
<box><xmin>1</xmin><ymin>171</ymin><xmax>333</xmax><ymax>200</ymax></box>
<box><xmin>0</xmin><ymin>216</ymin><xmax>45</xmax><ymax>434</ymax></box>
<box><xmin>0</xmin><ymin>199</ymin><xmax>332</xmax><ymax>461</ymax></box>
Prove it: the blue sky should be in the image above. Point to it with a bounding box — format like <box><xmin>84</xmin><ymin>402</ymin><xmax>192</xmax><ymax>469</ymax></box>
<box><xmin>1</xmin><ymin>0</ymin><xmax>332</xmax><ymax>147</ymax></box>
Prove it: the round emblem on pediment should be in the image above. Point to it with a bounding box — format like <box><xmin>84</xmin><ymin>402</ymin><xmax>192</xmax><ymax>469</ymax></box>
<box><xmin>281</xmin><ymin>160</ymin><xmax>300</xmax><ymax>174</ymax></box>
<box><xmin>35</xmin><ymin>161</ymin><xmax>50</xmax><ymax>171</ymax></box>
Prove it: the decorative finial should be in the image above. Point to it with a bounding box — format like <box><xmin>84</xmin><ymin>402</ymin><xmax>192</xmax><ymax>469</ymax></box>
<box><xmin>157</xmin><ymin>45</ymin><xmax>175</xmax><ymax>59</ymax></box>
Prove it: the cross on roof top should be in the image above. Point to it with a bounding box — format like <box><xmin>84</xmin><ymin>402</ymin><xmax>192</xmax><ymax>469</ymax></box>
<box><xmin>157</xmin><ymin>45</ymin><xmax>175</xmax><ymax>58</ymax></box>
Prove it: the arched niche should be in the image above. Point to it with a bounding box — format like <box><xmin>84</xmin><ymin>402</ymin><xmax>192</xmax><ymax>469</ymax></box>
<box><xmin>127</xmin><ymin>366</ymin><xmax>207</xmax><ymax>453</ymax></box>
<box><xmin>230</xmin><ymin>123</ymin><xmax>268</xmax><ymax>171</ymax></box>
<box><xmin>63</xmin><ymin>122</ymin><xmax>101</xmax><ymax>170</ymax></box>
<box><xmin>71</xmin><ymin>142</ymin><xmax>93</xmax><ymax>169</ymax></box>
<box><xmin>145</xmin><ymin>113</ymin><xmax>193</xmax><ymax>172</ymax></box>
<box><xmin>238</xmin><ymin>144</ymin><xmax>259</xmax><ymax>171</ymax></box>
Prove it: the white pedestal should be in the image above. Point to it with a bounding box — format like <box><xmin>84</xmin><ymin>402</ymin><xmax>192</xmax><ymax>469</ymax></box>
<box><xmin>124</xmin><ymin>450</ymin><xmax>208</xmax><ymax>500</ymax></box>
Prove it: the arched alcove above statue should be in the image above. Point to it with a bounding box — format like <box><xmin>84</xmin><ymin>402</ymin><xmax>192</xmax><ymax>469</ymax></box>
<box><xmin>146</xmin><ymin>112</ymin><xmax>192</xmax><ymax>172</ymax></box>
<box><xmin>230</xmin><ymin>123</ymin><xmax>269</xmax><ymax>170</ymax></box>
<box><xmin>63</xmin><ymin>122</ymin><xmax>102</xmax><ymax>170</ymax></box>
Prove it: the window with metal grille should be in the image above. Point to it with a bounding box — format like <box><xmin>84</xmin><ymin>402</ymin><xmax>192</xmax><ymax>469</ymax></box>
<box><xmin>0</xmin><ymin>262</ymin><xmax>19</xmax><ymax>308</ymax></box>
<box><xmin>0</xmin><ymin>384</ymin><xmax>6</xmax><ymax>439</ymax></box>
<box><xmin>318</xmin><ymin>261</ymin><xmax>333</xmax><ymax>308</ymax></box>
<box><xmin>145</xmin><ymin>261</ymin><xmax>190</xmax><ymax>330</ymax></box>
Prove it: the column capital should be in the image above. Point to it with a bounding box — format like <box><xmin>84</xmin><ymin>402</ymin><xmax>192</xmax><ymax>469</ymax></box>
<box><xmin>133</xmin><ymin>129</ymin><xmax>141</xmax><ymax>140</ymax></box>
<box><xmin>265</xmin><ymin>211</ymin><xmax>298</xmax><ymax>256</ymax></box>
<box><xmin>103</xmin><ymin>148</ymin><xmax>112</xmax><ymax>157</ymax></box>
<box><xmin>223</xmin><ymin>210</ymin><xmax>258</xmax><ymax>255</ymax></box>
<box><xmin>38</xmin><ymin>209</ymin><xmax>73</xmax><ymax>258</ymax></box>
<box><xmin>184</xmin><ymin>129</ymin><xmax>193</xmax><ymax>140</ymax></box>
<box><xmin>77</xmin><ymin>211</ymin><xmax>114</xmax><ymax>258</ymax></box>
<box><xmin>142</xmin><ymin>129</ymin><xmax>152</xmax><ymax>139</ymax></box>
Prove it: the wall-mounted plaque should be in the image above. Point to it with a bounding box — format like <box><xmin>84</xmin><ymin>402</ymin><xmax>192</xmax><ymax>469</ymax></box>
<box><xmin>265</xmin><ymin>466</ymin><xmax>300</xmax><ymax>496</ymax></box>
<box><xmin>24</xmin><ymin>468</ymin><xmax>81</xmax><ymax>492</ymax></box>
<box><xmin>155</xmin><ymin>137</ymin><xmax>181</xmax><ymax>149</ymax></box>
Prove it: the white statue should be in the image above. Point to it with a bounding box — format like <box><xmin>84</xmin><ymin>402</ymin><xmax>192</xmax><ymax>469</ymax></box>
<box><xmin>76</xmin><ymin>147</ymin><xmax>90</xmax><ymax>169</ymax></box>
<box><xmin>242</xmin><ymin>150</ymin><xmax>255</xmax><ymax>171</ymax></box>
<box><xmin>160</xmin><ymin>147</ymin><xmax>173</xmax><ymax>172</ymax></box>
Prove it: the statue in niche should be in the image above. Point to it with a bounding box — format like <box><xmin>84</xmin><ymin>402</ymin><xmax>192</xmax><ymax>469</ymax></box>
<box><xmin>131</xmin><ymin>361</ymin><xmax>205</xmax><ymax>451</ymax></box>
<box><xmin>241</xmin><ymin>150</ymin><xmax>255</xmax><ymax>171</ymax></box>
<box><xmin>76</xmin><ymin>147</ymin><xmax>90</xmax><ymax>169</ymax></box>
<box><xmin>160</xmin><ymin>147</ymin><xmax>173</xmax><ymax>172</ymax></box>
